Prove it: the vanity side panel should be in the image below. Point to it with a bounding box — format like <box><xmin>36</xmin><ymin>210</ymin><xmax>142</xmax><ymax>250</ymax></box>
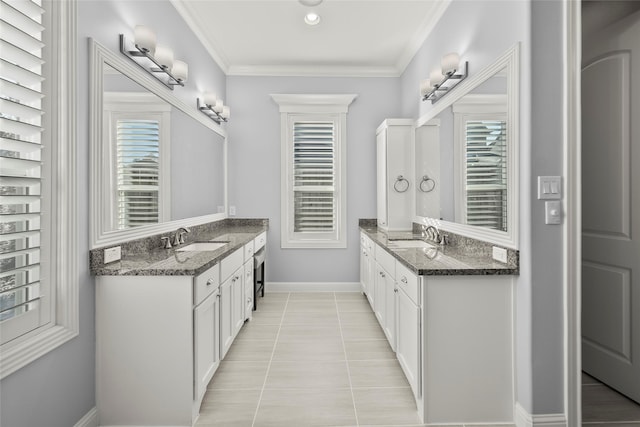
<box><xmin>96</xmin><ymin>276</ymin><xmax>194</xmax><ymax>426</ymax></box>
<box><xmin>422</xmin><ymin>275</ymin><xmax>514</xmax><ymax>424</ymax></box>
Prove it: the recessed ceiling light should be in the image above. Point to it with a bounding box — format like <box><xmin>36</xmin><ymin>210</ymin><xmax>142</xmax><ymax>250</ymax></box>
<box><xmin>299</xmin><ymin>0</ymin><xmax>323</xmax><ymax>6</ymax></box>
<box><xmin>304</xmin><ymin>12</ymin><xmax>321</xmax><ymax>26</ymax></box>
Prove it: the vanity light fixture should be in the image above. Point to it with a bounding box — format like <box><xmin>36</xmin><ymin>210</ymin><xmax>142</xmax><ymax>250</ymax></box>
<box><xmin>420</xmin><ymin>52</ymin><xmax>468</xmax><ymax>104</ymax></box>
<box><xmin>299</xmin><ymin>0</ymin><xmax>323</xmax><ymax>6</ymax></box>
<box><xmin>198</xmin><ymin>93</ymin><xmax>230</xmax><ymax>124</ymax></box>
<box><xmin>119</xmin><ymin>26</ymin><xmax>188</xmax><ymax>90</ymax></box>
<box><xmin>304</xmin><ymin>12</ymin><xmax>321</xmax><ymax>25</ymax></box>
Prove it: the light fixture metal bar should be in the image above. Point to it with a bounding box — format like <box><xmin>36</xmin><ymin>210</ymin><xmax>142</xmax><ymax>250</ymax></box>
<box><xmin>119</xmin><ymin>34</ymin><xmax>185</xmax><ymax>90</ymax></box>
<box><xmin>197</xmin><ymin>98</ymin><xmax>227</xmax><ymax>124</ymax></box>
<box><xmin>422</xmin><ymin>61</ymin><xmax>469</xmax><ymax>104</ymax></box>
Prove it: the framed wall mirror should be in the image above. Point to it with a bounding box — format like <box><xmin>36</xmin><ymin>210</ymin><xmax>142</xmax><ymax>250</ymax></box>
<box><xmin>89</xmin><ymin>39</ymin><xmax>227</xmax><ymax>249</ymax></box>
<box><xmin>414</xmin><ymin>44</ymin><xmax>519</xmax><ymax>249</ymax></box>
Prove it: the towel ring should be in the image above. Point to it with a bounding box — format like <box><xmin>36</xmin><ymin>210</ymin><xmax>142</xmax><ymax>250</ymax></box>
<box><xmin>419</xmin><ymin>176</ymin><xmax>436</xmax><ymax>193</ymax></box>
<box><xmin>394</xmin><ymin>175</ymin><xmax>410</xmax><ymax>193</ymax></box>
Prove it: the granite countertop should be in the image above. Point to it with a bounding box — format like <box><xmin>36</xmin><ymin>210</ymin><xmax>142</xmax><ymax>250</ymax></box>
<box><xmin>360</xmin><ymin>225</ymin><xmax>519</xmax><ymax>276</ymax></box>
<box><xmin>91</xmin><ymin>222</ymin><xmax>267</xmax><ymax>277</ymax></box>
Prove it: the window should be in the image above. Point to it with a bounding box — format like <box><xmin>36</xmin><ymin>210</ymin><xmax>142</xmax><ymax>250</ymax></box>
<box><xmin>271</xmin><ymin>94</ymin><xmax>356</xmax><ymax>248</ymax></box>
<box><xmin>453</xmin><ymin>95</ymin><xmax>508</xmax><ymax>232</ymax></box>
<box><xmin>103</xmin><ymin>93</ymin><xmax>171</xmax><ymax>230</ymax></box>
<box><xmin>0</xmin><ymin>0</ymin><xmax>77</xmax><ymax>378</ymax></box>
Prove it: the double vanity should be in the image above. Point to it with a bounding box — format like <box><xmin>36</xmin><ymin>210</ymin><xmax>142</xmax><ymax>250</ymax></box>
<box><xmin>360</xmin><ymin>220</ymin><xmax>518</xmax><ymax>424</ymax></box>
<box><xmin>91</xmin><ymin>219</ymin><xmax>267</xmax><ymax>427</ymax></box>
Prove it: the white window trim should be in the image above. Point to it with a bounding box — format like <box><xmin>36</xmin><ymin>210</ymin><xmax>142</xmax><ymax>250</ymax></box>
<box><xmin>103</xmin><ymin>92</ymin><xmax>171</xmax><ymax>229</ymax></box>
<box><xmin>271</xmin><ymin>94</ymin><xmax>356</xmax><ymax>249</ymax></box>
<box><xmin>0</xmin><ymin>0</ymin><xmax>78</xmax><ymax>379</ymax></box>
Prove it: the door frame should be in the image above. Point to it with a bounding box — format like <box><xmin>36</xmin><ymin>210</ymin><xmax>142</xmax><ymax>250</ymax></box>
<box><xmin>564</xmin><ymin>0</ymin><xmax>582</xmax><ymax>425</ymax></box>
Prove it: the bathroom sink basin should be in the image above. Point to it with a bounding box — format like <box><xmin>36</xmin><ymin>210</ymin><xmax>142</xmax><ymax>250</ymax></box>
<box><xmin>176</xmin><ymin>242</ymin><xmax>228</xmax><ymax>252</ymax></box>
<box><xmin>387</xmin><ymin>240</ymin><xmax>434</xmax><ymax>249</ymax></box>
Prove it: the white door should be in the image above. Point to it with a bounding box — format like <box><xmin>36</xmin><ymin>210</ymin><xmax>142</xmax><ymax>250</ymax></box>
<box><xmin>582</xmin><ymin>9</ymin><xmax>640</xmax><ymax>403</ymax></box>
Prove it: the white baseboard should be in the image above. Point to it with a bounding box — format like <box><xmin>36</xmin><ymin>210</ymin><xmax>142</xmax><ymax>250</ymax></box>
<box><xmin>74</xmin><ymin>407</ymin><xmax>98</xmax><ymax>427</ymax></box>
<box><xmin>265</xmin><ymin>282</ymin><xmax>362</xmax><ymax>292</ymax></box>
<box><xmin>515</xmin><ymin>402</ymin><xmax>567</xmax><ymax>427</ymax></box>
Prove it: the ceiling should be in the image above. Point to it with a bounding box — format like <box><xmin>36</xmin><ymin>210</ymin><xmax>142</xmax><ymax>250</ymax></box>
<box><xmin>170</xmin><ymin>0</ymin><xmax>451</xmax><ymax>77</ymax></box>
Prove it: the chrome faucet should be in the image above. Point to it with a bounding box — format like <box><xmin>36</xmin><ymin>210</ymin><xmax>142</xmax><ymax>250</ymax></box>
<box><xmin>423</xmin><ymin>225</ymin><xmax>448</xmax><ymax>246</ymax></box>
<box><xmin>172</xmin><ymin>227</ymin><xmax>190</xmax><ymax>246</ymax></box>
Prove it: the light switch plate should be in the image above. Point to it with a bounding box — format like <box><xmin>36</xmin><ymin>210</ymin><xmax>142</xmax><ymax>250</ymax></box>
<box><xmin>492</xmin><ymin>246</ymin><xmax>508</xmax><ymax>264</ymax></box>
<box><xmin>538</xmin><ymin>176</ymin><xmax>562</xmax><ymax>200</ymax></box>
<box><xmin>229</xmin><ymin>206</ymin><xmax>236</xmax><ymax>216</ymax></box>
<box><xmin>545</xmin><ymin>201</ymin><xmax>562</xmax><ymax>225</ymax></box>
<box><xmin>104</xmin><ymin>246</ymin><xmax>121</xmax><ymax>263</ymax></box>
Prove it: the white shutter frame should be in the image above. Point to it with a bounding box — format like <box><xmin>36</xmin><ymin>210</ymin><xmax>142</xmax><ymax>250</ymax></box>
<box><xmin>272</xmin><ymin>94</ymin><xmax>356</xmax><ymax>249</ymax></box>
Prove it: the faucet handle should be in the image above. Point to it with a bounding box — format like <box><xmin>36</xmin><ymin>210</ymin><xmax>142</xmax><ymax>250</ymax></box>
<box><xmin>161</xmin><ymin>236</ymin><xmax>172</xmax><ymax>249</ymax></box>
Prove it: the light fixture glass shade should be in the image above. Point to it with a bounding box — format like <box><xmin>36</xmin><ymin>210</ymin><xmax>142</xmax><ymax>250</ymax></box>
<box><xmin>304</xmin><ymin>12</ymin><xmax>321</xmax><ymax>25</ymax></box>
<box><xmin>154</xmin><ymin>45</ymin><xmax>174</xmax><ymax>69</ymax></box>
<box><xmin>171</xmin><ymin>60</ymin><xmax>188</xmax><ymax>82</ymax></box>
<box><xmin>221</xmin><ymin>106</ymin><xmax>230</xmax><ymax>120</ymax></box>
<box><xmin>203</xmin><ymin>93</ymin><xmax>217</xmax><ymax>107</ymax></box>
<box><xmin>441</xmin><ymin>52</ymin><xmax>460</xmax><ymax>76</ymax></box>
<box><xmin>134</xmin><ymin>25</ymin><xmax>156</xmax><ymax>55</ymax></box>
<box><xmin>299</xmin><ymin>0</ymin><xmax>323</xmax><ymax>6</ymax></box>
<box><xmin>213</xmin><ymin>99</ymin><xmax>224</xmax><ymax>113</ymax></box>
<box><xmin>420</xmin><ymin>79</ymin><xmax>432</xmax><ymax>97</ymax></box>
<box><xmin>429</xmin><ymin>68</ymin><xmax>443</xmax><ymax>87</ymax></box>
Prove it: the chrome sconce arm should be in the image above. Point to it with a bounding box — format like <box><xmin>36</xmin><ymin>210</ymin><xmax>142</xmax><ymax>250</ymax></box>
<box><xmin>421</xmin><ymin>61</ymin><xmax>469</xmax><ymax>104</ymax></box>
<box><xmin>119</xmin><ymin>34</ymin><xmax>186</xmax><ymax>90</ymax></box>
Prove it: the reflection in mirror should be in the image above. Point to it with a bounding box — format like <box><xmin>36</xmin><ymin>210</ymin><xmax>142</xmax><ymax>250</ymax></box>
<box><xmin>414</xmin><ymin>44</ymin><xmax>518</xmax><ymax>248</ymax></box>
<box><xmin>90</xmin><ymin>38</ymin><xmax>227</xmax><ymax>249</ymax></box>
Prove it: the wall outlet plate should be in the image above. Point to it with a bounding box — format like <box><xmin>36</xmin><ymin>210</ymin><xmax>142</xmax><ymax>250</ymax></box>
<box><xmin>492</xmin><ymin>246</ymin><xmax>508</xmax><ymax>264</ymax></box>
<box><xmin>104</xmin><ymin>246</ymin><xmax>121</xmax><ymax>264</ymax></box>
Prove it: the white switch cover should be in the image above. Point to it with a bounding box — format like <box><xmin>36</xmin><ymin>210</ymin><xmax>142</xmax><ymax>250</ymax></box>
<box><xmin>545</xmin><ymin>201</ymin><xmax>562</xmax><ymax>225</ymax></box>
<box><xmin>229</xmin><ymin>206</ymin><xmax>236</xmax><ymax>216</ymax></box>
<box><xmin>538</xmin><ymin>176</ymin><xmax>562</xmax><ymax>200</ymax></box>
<box><xmin>104</xmin><ymin>246</ymin><xmax>121</xmax><ymax>263</ymax></box>
<box><xmin>492</xmin><ymin>246</ymin><xmax>508</xmax><ymax>264</ymax></box>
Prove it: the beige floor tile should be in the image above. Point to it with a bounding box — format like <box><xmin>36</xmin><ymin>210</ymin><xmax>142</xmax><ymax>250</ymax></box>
<box><xmin>261</xmin><ymin>292</ymin><xmax>290</xmax><ymax>300</ymax></box>
<box><xmin>224</xmin><ymin>339</ymin><xmax>276</xmax><ymax>361</ymax></box>
<box><xmin>282</xmin><ymin>310</ymin><xmax>340</xmax><ymax>325</ymax></box>
<box><xmin>277</xmin><ymin>323</ymin><xmax>342</xmax><ymax>341</ymax></box>
<box><xmin>250</xmin><ymin>310</ymin><xmax>284</xmax><ymax>325</ymax></box>
<box><xmin>235</xmin><ymin>323</ymin><xmax>281</xmax><ymax>341</ymax></box>
<box><xmin>257</xmin><ymin>299</ymin><xmax>288</xmax><ymax>312</ymax></box>
<box><xmin>349</xmin><ymin>359</ymin><xmax>410</xmax><ymax>388</ymax></box>
<box><xmin>341</xmin><ymin>323</ymin><xmax>386</xmax><ymax>340</ymax></box>
<box><xmin>582</xmin><ymin>384</ymin><xmax>640</xmax><ymax>422</ymax></box>
<box><xmin>207</xmin><ymin>360</ymin><xmax>269</xmax><ymax>390</ymax></box>
<box><xmin>339</xmin><ymin>311</ymin><xmax>379</xmax><ymax>325</ymax></box>
<box><xmin>335</xmin><ymin>292</ymin><xmax>367</xmax><ymax>301</ymax></box>
<box><xmin>288</xmin><ymin>292</ymin><xmax>336</xmax><ymax>300</ymax></box>
<box><xmin>196</xmin><ymin>389</ymin><xmax>261</xmax><ymax>426</ymax></box>
<box><xmin>337</xmin><ymin>299</ymin><xmax>374</xmax><ymax>312</ymax></box>
<box><xmin>353</xmin><ymin>387</ymin><xmax>421</xmax><ymax>425</ymax></box>
<box><xmin>285</xmin><ymin>300</ymin><xmax>338</xmax><ymax>313</ymax></box>
<box><xmin>272</xmin><ymin>339</ymin><xmax>345</xmax><ymax>361</ymax></box>
<box><xmin>253</xmin><ymin>388</ymin><xmax>356</xmax><ymax>427</ymax></box>
<box><xmin>344</xmin><ymin>339</ymin><xmax>396</xmax><ymax>360</ymax></box>
<box><xmin>265</xmin><ymin>360</ymin><xmax>350</xmax><ymax>389</ymax></box>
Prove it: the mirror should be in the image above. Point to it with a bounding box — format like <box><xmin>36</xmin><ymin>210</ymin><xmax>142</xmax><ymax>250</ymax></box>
<box><xmin>90</xmin><ymin>39</ymin><xmax>227</xmax><ymax>249</ymax></box>
<box><xmin>414</xmin><ymin>44</ymin><xmax>519</xmax><ymax>249</ymax></box>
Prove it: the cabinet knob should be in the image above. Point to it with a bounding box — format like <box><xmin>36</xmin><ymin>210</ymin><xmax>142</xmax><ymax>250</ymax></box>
<box><xmin>401</xmin><ymin>277</ymin><xmax>408</xmax><ymax>284</ymax></box>
<box><xmin>394</xmin><ymin>288</ymin><xmax>398</xmax><ymax>293</ymax></box>
<box><xmin>379</xmin><ymin>271</ymin><xmax>385</xmax><ymax>278</ymax></box>
<box><xmin>206</xmin><ymin>278</ymin><xmax>215</xmax><ymax>286</ymax></box>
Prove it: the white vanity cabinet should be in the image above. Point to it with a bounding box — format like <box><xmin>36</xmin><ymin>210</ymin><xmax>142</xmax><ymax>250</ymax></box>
<box><xmin>243</xmin><ymin>240</ymin><xmax>255</xmax><ymax>321</ymax></box>
<box><xmin>376</xmin><ymin>119</ymin><xmax>414</xmax><ymax>231</ymax></box>
<box><xmin>220</xmin><ymin>247</ymin><xmax>245</xmax><ymax>358</ymax></box>
<box><xmin>359</xmin><ymin>233</ymin><xmax>374</xmax><ymax>304</ymax></box>
<box><xmin>96</xmin><ymin>262</ymin><xmax>221</xmax><ymax>427</ymax></box>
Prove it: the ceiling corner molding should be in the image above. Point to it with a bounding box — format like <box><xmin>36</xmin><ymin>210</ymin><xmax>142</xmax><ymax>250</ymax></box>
<box><xmin>395</xmin><ymin>0</ymin><xmax>452</xmax><ymax>76</ymax></box>
<box><xmin>169</xmin><ymin>0</ymin><xmax>230</xmax><ymax>74</ymax></box>
<box><xmin>228</xmin><ymin>64</ymin><xmax>401</xmax><ymax>78</ymax></box>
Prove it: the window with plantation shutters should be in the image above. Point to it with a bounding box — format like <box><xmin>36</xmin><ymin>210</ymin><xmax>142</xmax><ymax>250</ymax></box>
<box><xmin>0</xmin><ymin>0</ymin><xmax>47</xmax><ymax>344</ymax></box>
<box><xmin>293</xmin><ymin>121</ymin><xmax>336</xmax><ymax>233</ymax></box>
<box><xmin>272</xmin><ymin>94</ymin><xmax>356</xmax><ymax>249</ymax></box>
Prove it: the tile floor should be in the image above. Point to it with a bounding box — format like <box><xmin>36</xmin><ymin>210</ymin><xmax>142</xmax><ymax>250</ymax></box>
<box><xmin>195</xmin><ymin>291</ymin><xmax>485</xmax><ymax>427</ymax></box>
<box><xmin>582</xmin><ymin>372</ymin><xmax>640</xmax><ymax>426</ymax></box>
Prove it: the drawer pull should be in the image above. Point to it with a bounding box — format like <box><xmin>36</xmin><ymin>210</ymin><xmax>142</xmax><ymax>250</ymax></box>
<box><xmin>401</xmin><ymin>277</ymin><xmax>408</xmax><ymax>284</ymax></box>
<box><xmin>206</xmin><ymin>278</ymin><xmax>215</xmax><ymax>286</ymax></box>
<box><xmin>379</xmin><ymin>271</ymin><xmax>386</xmax><ymax>278</ymax></box>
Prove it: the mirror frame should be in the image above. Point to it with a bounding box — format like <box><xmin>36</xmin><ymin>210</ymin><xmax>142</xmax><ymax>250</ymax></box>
<box><xmin>89</xmin><ymin>38</ymin><xmax>228</xmax><ymax>249</ymax></box>
<box><xmin>414</xmin><ymin>43</ymin><xmax>520</xmax><ymax>249</ymax></box>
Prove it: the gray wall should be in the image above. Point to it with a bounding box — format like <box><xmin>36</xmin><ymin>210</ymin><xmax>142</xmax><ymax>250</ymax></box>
<box><xmin>0</xmin><ymin>1</ymin><xmax>227</xmax><ymax>426</ymax></box>
<box><xmin>226</xmin><ymin>76</ymin><xmax>400</xmax><ymax>283</ymax></box>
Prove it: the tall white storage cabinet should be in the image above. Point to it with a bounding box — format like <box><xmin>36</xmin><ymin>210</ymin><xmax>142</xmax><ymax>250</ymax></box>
<box><xmin>376</xmin><ymin>119</ymin><xmax>415</xmax><ymax>231</ymax></box>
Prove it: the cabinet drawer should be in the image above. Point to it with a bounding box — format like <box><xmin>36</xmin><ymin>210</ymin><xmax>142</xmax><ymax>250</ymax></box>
<box><xmin>221</xmin><ymin>247</ymin><xmax>244</xmax><ymax>282</ymax></box>
<box><xmin>360</xmin><ymin>233</ymin><xmax>373</xmax><ymax>252</ymax></box>
<box><xmin>375</xmin><ymin>244</ymin><xmax>396</xmax><ymax>278</ymax></box>
<box><xmin>396</xmin><ymin>261</ymin><xmax>419</xmax><ymax>305</ymax></box>
<box><xmin>194</xmin><ymin>263</ymin><xmax>220</xmax><ymax>305</ymax></box>
<box><xmin>244</xmin><ymin>241</ymin><xmax>255</xmax><ymax>262</ymax></box>
<box><xmin>255</xmin><ymin>232</ymin><xmax>267</xmax><ymax>251</ymax></box>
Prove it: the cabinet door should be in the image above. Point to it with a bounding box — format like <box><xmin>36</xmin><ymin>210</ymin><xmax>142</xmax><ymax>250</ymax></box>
<box><xmin>220</xmin><ymin>277</ymin><xmax>233</xmax><ymax>359</ymax></box>
<box><xmin>376</xmin><ymin>129</ymin><xmax>388</xmax><ymax>228</ymax></box>
<box><xmin>383</xmin><ymin>269</ymin><xmax>396</xmax><ymax>351</ymax></box>
<box><xmin>374</xmin><ymin>264</ymin><xmax>386</xmax><ymax>327</ymax></box>
<box><xmin>360</xmin><ymin>245</ymin><xmax>368</xmax><ymax>295</ymax></box>
<box><xmin>244</xmin><ymin>261</ymin><xmax>254</xmax><ymax>321</ymax></box>
<box><xmin>366</xmin><ymin>249</ymin><xmax>376</xmax><ymax>309</ymax></box>
<box><xmin>231</xmin><ymin>270</ymin><xmax>244</xmax><ymax>336</ymax></box>
<box><xmin>194</xmin><ymin>290</ymin><xmax>219</xmax><ymax>402</ymax></box>
<box><xmin>397</xmin><ymin>288</ymin><xmax>420</xmax><ymax>398</ymax></box>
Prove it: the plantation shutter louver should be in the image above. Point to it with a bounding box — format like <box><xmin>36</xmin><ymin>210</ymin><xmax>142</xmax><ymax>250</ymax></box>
<box><xmin>293</xmin><ymin>121</ymin><xmax>336</xmax><ymax>232</ymax></box>
<box><xmin>464</xmin><ymin>119</ymin><xmax>507</xmax><ymax>231</ymax></box>
<box><xmin>0</xmin><ymin>0</ymin><xmax>46</xmax><ymax>343</ymax></box>
<box><xmin>116</xmin><ymin>119</ymin><xmax>160</xmax><ymax>229</ymax></box>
